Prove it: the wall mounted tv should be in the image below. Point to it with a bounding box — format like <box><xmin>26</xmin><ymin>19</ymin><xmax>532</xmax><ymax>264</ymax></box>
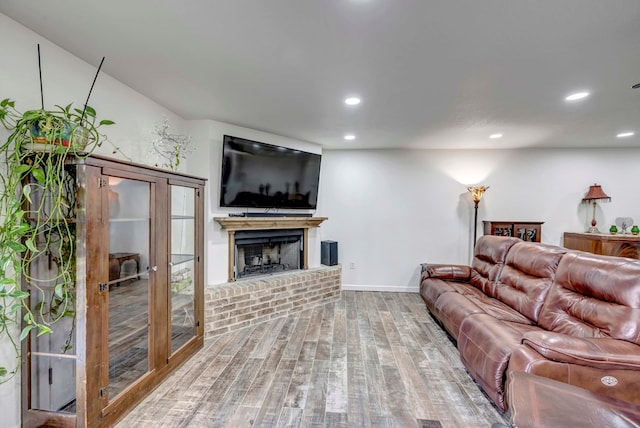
<box><xmin>220</xmin><ymin>135</ymin><xmax>322</xmax><ymax>210</ymax></box>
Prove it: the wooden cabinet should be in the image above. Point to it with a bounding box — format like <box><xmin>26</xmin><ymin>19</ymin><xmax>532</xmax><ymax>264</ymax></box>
<box><xmin>563</xmin><ymin>232</ymin><xmax>640</xmax><ymax>259</ymax></box>
<box><xmin>483</xmin><ymin>221</ymin><xmax>544</xmax><ymax>242</ymax></box>
<box><xmin>21</xmin><ymin>155</ymin><xmax>206</xmax><ymax>427</ymax></box>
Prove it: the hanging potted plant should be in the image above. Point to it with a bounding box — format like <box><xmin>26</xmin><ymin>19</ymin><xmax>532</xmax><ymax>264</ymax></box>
<box><xmin>0</xmin><ymin>49</ymin><xmax>114</xmax><ymax>382</ymax></box>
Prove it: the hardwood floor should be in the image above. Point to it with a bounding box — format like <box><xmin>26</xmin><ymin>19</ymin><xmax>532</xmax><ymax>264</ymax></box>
<box><xmin>116</xmin><ymin>291</ymin><xmax>508</xmax><ymax>427</ymax></box>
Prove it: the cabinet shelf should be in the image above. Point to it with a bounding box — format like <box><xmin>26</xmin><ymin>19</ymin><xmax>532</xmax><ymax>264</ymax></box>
<box><xmin>109</xmin><ymin>217</ymin><xmax>148</xmax><ymax>222</ymax></box>
<box><xmin>171</xmin><ymin>215</ymin><xmax>195</xmax><ymax>220</ymax></box>
<box><xmin>171</xmin><ymin>254</ymin><xmax>195</xmax><ymax>266</ymax></box>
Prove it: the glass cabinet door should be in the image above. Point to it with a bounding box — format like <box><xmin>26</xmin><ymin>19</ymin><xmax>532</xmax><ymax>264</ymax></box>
<box><xmin>169</xmin><ymin>185</ymin><xmax>196</xmax><ymax>354</ymax></box>
<box><xmin>105</xmin><ymin>176</ymin><xmax>152</xmax><ymax>401</ymax></box>
<box><xmin>27</xmin><ymin>166</ymin><xmax>78</xmax><ymax>414</ymax></box>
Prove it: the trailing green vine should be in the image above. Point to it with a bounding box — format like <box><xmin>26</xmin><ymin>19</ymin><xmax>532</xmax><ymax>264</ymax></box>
<box><xmin>0</xmin><ymin>98</ymin><xmax>113</xmax><ymax>382</ymax></box>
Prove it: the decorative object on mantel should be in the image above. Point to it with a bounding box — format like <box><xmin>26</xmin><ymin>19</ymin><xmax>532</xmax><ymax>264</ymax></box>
<box><xmin>581</xmin><ymin>184</ymin><xmax>611</xmax><ymax>233</ymax></box>
<box><xmin>632</xmin><ymin>225</ymin><xmax>640</xmax><ymax>236</ymax></box>
<box><xmin>467</xmin><ymin>185</ymin><xmax>489</xmax><ymax>246</ymax></box>
<box><xmin>609</xmin><ymin>225</ymin><xmax>618</xmax><ymax>235</ymax></box>
<box><xmin>615</xmin><ymin>217</ymin><xmax>634</xmax><ymax>234</ymax></box>
<box><xmin>151</xmin><ymin>118</ymin><xmax>193</xmax><ymax>171</ymax></box>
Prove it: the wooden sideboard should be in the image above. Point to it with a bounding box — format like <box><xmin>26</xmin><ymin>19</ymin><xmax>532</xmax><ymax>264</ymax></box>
<box><xmin>483</xmin><ymin>221</ymin><xmax>543</xmax><ymax>242</ymax></box>
<box><xmin>563</xmin><ymin>232</ymin><xmax>640</xmax><ymax>259</ymax></box>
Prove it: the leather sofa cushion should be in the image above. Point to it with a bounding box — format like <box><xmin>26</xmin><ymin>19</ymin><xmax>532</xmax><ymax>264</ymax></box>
<box><xmin>507</xmin><ymin>371</ymin><xmax>640</xmax><ymax>428</ymax></box>
<box><xmin>434</xmin><ymin>292</ymin><xmax>533</xmax><ymax>339</ymax></box>
<box><xmin>521</xmin><ymin>331</ymin><xmax>640</xmax><ymax>370</ymax></box>
<box><xmin>469</xmin><ymin>236</ymin><xmax>520</xmax><ymax>296</ymax></box>
<box><xmin>420</xmin><ymin>277</ymin><xmax>483</xmax><ymax>313</ymax></box>
<box><xmin>493</xmin><ymin>242</ymin><xmax>566</xmax><ymax>322</ymax></box>
<box><xmin>457</xmin><ymin>314</ymin><xmax>542</xmax><ymax>410</ymax></box>
<box><xmin>421</xmin><ymin>264</ymin><xmax>470</xmax><ymax>282</ymax></box>
<box><xmin>538</xmin><ymin>252</ymin><xmax>640</xmax><ymax>345</ymax></box>
<box><xmin>508</xmin><ymin>342</ymin><xmax>640</xmax><ymax>407</ymax></box>
<box><xmin>432</xmin><ymin>293</ymin><xmax>486</xmax><ymax>338</ymax></box>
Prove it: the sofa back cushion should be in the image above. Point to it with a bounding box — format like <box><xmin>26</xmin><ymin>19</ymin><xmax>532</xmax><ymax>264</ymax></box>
<box><xmin>470</xmin><ymin>235</ymin><xmax>521</xmax><ymax>295</ymax></box>
<box><xmin>494</xmin><ymin>242</ymin><xmax>566</xmax><ymax>322</ymax></box>
<box><xmin>538</xmin><ymin>251</ymin><xmax>640</xmax><ymax>345</ymax></box>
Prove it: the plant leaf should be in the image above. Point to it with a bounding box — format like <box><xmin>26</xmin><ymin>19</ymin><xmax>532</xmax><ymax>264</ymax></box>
<box><xmin>0</xmin><ymin>367</ymin><xmax>7</xmax><ymax>377</ymax></box>
<box><xmin>22</xmin><ymin>185</ymin><xmax>32</xmax><ymax>203</ymax></box>
<box><xmin>99</xmin><ymin>119</ymin><xmax>115</xmax><ymax>126</ymax></box>
<box><xmin>84</xmin><ymin>105</ymin><xmax>96</xmax><ymax>117</ymax></box>
<box><xmin>31</xmin><ymin>168</ymin><xmax>45</xmax><ymax>183</ymax></box>
<box><xmin>7</xmin><ymin>241</ymin><xmax>26</xmax><ymax>252</ymax></box>
<box><xmin>10</xmin><ymin>224</ymin><xmax>30</xmax><ymax>236</ymax></box>
<box><xmin>24</xmin><ymin>237</ymin><xmax>38</xmax><ymax>253</ymax></box>
<box><xmin>19</xmin><ymin>325</ymin><xmax>34</xmax><ymax>341</ymax></box>
<box><xmin>9</xmin><ymin>289</ymin><xmax>29</xmax><ymax>299</ymax></box>
<box><xmin>15</xmin><ymin>164</ymin><xmax>31</xmax><ymax>174</ymax></box>
<box><xmin>37</xmin><ymin>325</ymin><xmax>52</xmax><ymax>336</ymax></box>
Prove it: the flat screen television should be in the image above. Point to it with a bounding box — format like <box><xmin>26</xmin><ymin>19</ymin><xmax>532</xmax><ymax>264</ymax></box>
<box><xmin>220</xmin><ymin>135</ymin><xmax>322</xmax><ymax>210</ymax></box>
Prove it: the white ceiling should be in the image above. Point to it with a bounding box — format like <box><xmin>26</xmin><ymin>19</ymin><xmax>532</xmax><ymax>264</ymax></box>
<box><xmin>1</xmin><ymin>0</ymin><xmax>639</xmax><ymax>150</ymax></box>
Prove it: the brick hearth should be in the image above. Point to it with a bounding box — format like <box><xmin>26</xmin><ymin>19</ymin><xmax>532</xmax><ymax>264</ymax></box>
<box><xmin>204</xmin><ymin>265</ymin><xmax>341</xmax><ymax>336</ymax></box>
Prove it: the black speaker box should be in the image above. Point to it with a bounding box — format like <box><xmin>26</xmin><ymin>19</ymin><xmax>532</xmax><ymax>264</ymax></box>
<box><xmin>321</xmin><ymin>240</ymin><xmax>338</xmax><ymax>266</ymax></box>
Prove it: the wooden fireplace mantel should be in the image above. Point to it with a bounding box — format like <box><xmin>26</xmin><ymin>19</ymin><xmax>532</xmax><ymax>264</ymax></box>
<box><xmin>214</xmin><ymin>216</ymin><xmax>328</xmax><ymax>282</ymax></box>
<box><xmin>215</xmin><ymin>216</ymin><xmax>327</xmax><ymax>231</ymax></box>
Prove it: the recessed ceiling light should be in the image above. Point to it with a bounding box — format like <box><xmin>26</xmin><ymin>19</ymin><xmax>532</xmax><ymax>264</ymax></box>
<box><xmin>344</xmin><ymin>97</ymin><xmax>361</xmax><ymax>106</ymax></box>
<box><xmin>489</xmin><ymin>133</ymin><xmax>503</xmax><ymax>139</ymax></box>
<box><xmin>617</xmin><ymin>131</ymin><xmax>635</xmax><ymax>138</ymax></box>
<box><xmin>344</xmin><ymin>134</ymin><xmax>356</xmax><ymax>140</ymax></box>
<box><xmin>565</xmin><ymin>91</ymin><xmax>590</xmax><ymax>101</ymax></box>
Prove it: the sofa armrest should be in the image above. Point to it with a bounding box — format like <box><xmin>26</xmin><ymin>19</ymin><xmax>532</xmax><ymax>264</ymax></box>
<box><xmin>420</xmin><ymin>263</ymin><xmax>471</xmax><ymax>282</ymax></box>
<box><xmin>521</xmin><ymin>331</ymin><xmax>640</xmax><ymax>371</ymax></box>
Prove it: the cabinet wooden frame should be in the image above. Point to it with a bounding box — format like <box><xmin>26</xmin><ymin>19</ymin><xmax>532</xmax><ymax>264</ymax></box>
<box><xmin>20</xmin><ymin>155</ymin><xmax>206</xmax><ymax>428</ymax></box>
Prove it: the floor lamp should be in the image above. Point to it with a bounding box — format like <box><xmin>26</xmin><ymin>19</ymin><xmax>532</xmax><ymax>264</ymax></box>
<box><xmin>468</xmin><ymin>185</ymin><xmax>489</xmax><ymax>246</ymax></box>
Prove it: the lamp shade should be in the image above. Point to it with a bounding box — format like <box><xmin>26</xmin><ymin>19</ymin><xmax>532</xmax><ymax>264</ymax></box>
<box><xmin>582</xmin><ymin>184</ymin><xmax>611</xmax><ymax>203</ymax></box>
<box><xmin>467</xmin><ymin>185</ymin><xmax>490</xmax><ymax>204</ymax></box>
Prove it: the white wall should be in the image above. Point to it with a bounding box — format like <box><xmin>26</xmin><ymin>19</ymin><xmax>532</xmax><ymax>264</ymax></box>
<box><xmin>317</xmin><ymin>148</ymin><xmax>640</xmax><ymax>291</ymax></box>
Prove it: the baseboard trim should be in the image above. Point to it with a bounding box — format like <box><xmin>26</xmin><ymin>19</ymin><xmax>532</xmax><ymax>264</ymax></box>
<box><xmin>341</xmin><ymin>284</ymin><xmax>419</xmax><ymax>293</ymax></box>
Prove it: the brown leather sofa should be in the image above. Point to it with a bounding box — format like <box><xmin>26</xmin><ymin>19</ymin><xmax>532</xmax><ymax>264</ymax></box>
<box><xmin>420</xmin><ymin>235</ymin><xmax>640</xmax><ymax>412</ymax></box>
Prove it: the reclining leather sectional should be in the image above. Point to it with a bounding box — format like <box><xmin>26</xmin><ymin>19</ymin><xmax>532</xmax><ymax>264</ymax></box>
<box><xmin>420</xmin><ymin>235</ymin><xmax>640</xmax><ymax>411</ymax></box>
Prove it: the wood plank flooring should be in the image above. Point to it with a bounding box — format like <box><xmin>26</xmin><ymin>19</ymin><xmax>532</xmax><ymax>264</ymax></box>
<box><xmin>116</xmin><ymin>291</ymin><xmax>508</xmax><ymax>427</ymax></box>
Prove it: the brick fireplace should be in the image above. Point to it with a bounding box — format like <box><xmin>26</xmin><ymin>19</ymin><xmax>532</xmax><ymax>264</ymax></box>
<box><xmin>204</xmin><ymin>265</ymin><xmax>341</xmax><ymax>336</ymax></box>
<box><xmin>210</xmin><ymin>216</ymin><xmax>339</xmax><ymax>336</ymax></box>
<box><xmin>214</xmin><ymin>216</ymin><xmax>328</xmax><ymax>282</ymax></box>
<box><xmin>234</xmin><ymin>228</ymin><xmax>304</xmax><ymax>279</ymax></box>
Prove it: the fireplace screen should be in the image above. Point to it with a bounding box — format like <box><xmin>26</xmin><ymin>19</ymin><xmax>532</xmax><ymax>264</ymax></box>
<box><xmin>234</xmin><ymin>229</ymin><xmax>303</xmax><ymax>279</ymax></box>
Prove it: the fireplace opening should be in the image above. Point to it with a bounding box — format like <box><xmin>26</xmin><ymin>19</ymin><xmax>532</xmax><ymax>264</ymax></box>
<box><xmin>235</xmin><ymin>229</ymin><xmax>303</xmax><ymax>279</ymax></box>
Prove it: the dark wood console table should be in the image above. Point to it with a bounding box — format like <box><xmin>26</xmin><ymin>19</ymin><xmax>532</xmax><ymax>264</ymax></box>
<box><xmin>483</xmin><ymin>221</ymin><xmax>543</xmax><ymax>242</ymax></box>
<box><xmin>109</xmin><ymin>252</ymin><xmax>141</xmax><ymax>283</ymax></box>
<box><xmin>563</xmin><ymin>232</ymin><xmax>640</xmax><ymax>259</ymax></box>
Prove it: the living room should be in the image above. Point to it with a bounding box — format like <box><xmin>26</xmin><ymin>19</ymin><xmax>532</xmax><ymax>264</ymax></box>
<box><xmin>1</xmin><ymin>2</ymin><xmax>639</xmax><ymax>427</ymax></box>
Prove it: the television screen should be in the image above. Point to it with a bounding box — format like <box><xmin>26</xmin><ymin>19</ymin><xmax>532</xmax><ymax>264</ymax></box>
<box><xmin>220</xmin><ymin>135</ymin><xmax>322</xmax><ymax>210</ymax></box>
